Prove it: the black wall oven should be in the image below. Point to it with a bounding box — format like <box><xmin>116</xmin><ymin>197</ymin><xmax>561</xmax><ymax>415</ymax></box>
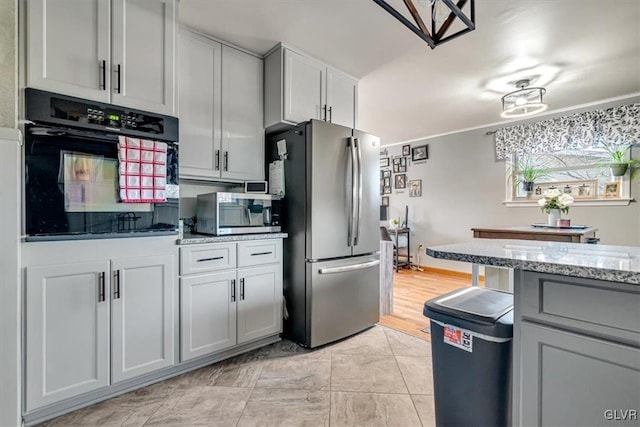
<box><xmin>24</xmin><ymin>88</ymin><xmax>179</xmax><ymax>240</ymax></box>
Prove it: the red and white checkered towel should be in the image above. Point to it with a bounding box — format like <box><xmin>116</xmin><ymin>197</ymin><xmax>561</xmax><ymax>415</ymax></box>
<box><xmin>118</xmin><ymin>136</ymin><xmax>167</xmax><ymax>203</ymax></box>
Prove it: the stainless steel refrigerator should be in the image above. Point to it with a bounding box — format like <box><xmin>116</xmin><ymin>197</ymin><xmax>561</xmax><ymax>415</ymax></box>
<box><xmin>267</xmin><ymin>119</ymin><xmax>380</xmax><ymax>348</ymax></box>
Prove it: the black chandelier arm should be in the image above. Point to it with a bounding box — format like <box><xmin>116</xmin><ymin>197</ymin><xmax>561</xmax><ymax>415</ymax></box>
<box><xmin>440</xmin><ymin>0</ymin><xmax>475</xmax><ymax>31</ymax></box>
<box><xmin>372</xmin><ymin>0</ymin><xmax>476</xmax><ymax>49</ymax></box>
<box><xmin>372</xmin><ymin>0</ymin><xmax>437</xmax><ymax>48</ymax></box>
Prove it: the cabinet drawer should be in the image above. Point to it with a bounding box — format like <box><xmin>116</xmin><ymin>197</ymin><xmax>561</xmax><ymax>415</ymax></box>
<box><xmin>521</xmin><ymin>271</ymin><xmax>640</xmax><ymax>344</ymax></box>
<box><xmin>180</xmin><ymin>243</ymin><xmax>237</xmax><ymax>275</ymax></box>
<box><xmin>237</xmin><ymin>240</ymin><xmax>282</xmax><ymax>267</ymax></box>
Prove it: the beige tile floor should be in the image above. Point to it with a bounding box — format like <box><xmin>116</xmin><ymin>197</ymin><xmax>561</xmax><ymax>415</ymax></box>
<box><xmin>42</xmin><ymin>325</ymin><xmax>435</xmax><ymax>426</ymax></box>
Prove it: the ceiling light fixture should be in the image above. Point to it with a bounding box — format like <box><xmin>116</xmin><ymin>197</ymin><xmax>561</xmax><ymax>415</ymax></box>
<box><xmin>373</xmin><ymin>0</ymin><xmax>476</xmax><ymax>49</ymax></box>
<box><xmin>501</xmin><ymin>79</ymin><xmax>548</xmax><ymax>118</ymax></box>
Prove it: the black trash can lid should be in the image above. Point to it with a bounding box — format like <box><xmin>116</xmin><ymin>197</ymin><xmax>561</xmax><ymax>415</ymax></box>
<box><xmin>425</xmin><ymin>287</ymin><xmax>513</xmax><ymax>325</ymax></box>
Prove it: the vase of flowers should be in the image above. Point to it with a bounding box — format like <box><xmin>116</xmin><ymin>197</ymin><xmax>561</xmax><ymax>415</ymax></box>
<box><xmin>537</xmin><ymin>188</ymin><xmax>574</xmax><ymax>226</ymax></box>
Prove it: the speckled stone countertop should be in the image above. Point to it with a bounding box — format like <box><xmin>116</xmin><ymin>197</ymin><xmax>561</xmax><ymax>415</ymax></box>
<box><xmin>427</xmin><ymin>239</ymin><xmax>640</xmax><ymax>285</ymax></box>
<box><xmin>178</xmin><ymin>232</ymin><xmax>288</xmax><ymax>245</ymax></box>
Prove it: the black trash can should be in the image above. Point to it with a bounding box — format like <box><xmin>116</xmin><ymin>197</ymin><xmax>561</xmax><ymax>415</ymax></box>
<box><xmin>423</xmin><ymin>287</ymin><xmax>514</xmax><ymax>427</ymax></box>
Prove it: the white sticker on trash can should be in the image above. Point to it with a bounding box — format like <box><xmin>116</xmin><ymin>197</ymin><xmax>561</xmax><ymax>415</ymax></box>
<box><xmin>443</xmin><ymin>324</ymin><xmax>473</xmax><ymax>352</ymax></box>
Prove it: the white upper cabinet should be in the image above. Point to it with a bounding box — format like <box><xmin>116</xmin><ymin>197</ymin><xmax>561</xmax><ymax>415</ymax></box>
<box><xmin>178</xmin><ymin>30</ymin><xmax>222</xmax><ymax>179</ymax></box>
<box><xmin>111</xmin><ymin>0</ymin><xmax>176</xmax><ymax>114</ymax></box>
<box><xmin>26</xmin><ymin>0</ymin><xmax>176</xmax><ymax>115</ymax></box>
<box><xmin>178</xmin><ymin>29</ymin><xmax>264</xmax><ymax>182</ymax></box>
<box><xmin>27</xmin><ymin>0</ymin><xmax>111</xmax><ymax>102</ymax></box>
<box><xmin>326</xmin><ymin>66</ymin><xmax>358</xmax><ymax>129</ymax></box>
<box><xmin>221</xmin><ymin>45</ymin><xmax>264</xmax><ymax>181</ymax></box>
<box><xmin>282</xmin><ymin>49</ymin><xmax>325</xmax><ymax>124</ymax></box>
<box><xmin>265</xmin><ymin>44</ymin><xmax>358</xmax><ymax>131</ymax></box>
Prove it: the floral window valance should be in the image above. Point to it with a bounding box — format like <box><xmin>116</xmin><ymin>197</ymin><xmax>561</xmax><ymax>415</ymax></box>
<box><xmin>495</xmin><ymin>103</ymin><xmax>640</xmax><ymax>160</ymax></box>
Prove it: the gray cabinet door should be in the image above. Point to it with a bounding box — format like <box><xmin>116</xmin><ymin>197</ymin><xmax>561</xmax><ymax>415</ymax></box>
<box><xmin>520</xmin><ymin>321</ymin><xmax>640</xmax><ymax>427</ymax></box>
<box><xmin>26</xmin><ymin>261</ymin><xmax>110</xmax><ymax>411</ymax></box>
<box><xmin>283</xmin><ymin>49</ymin><xmax>325</xmax><ymax>124</ymax></box>
<box><xmin>221</xmin><ymin>45</ymin><xmax>264</xmax><ymax>181</ymax></box>
<box><xmin>111</xmin><ymin>0</ymin><xmax>176</xmax><ymax>115</ymax></box>
<box><xmin>27</xmin><ymin>0</ymin><xmax>111</xmax><ymax>102</ymax></box>
<box><xmin>111</xmin><ymin>255</ymin><xmax>174</xmax><ymax>383</ymax></box>
<box><xmin>237</xmin><ymin>264</ymin><xmax>283</xmax><ymax>344</ymax></box>
<box><xmin>180</xmin><ymin>271</ymin><xmax>237</xmax><ymax>361</ymax></box>
<box><xmin>178</xmin><ymin>29</ymin><xmax>222</xmax><ymax>180</ymax></box>
<box><xmin>326</xmin><ymin>66</ymin><xmax>357</xmax><ymax>129</ymax></box>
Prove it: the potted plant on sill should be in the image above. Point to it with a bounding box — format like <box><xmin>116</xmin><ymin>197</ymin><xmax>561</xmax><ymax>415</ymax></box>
<box><xmin>602</xmin><ymin>145</ymin><xmax>640</xmax><ymax>177</ymax></box>
<box><xmin>512</xmin><ymin>157</ymin><xmax>550</xmax><ymax>194</ymax></box>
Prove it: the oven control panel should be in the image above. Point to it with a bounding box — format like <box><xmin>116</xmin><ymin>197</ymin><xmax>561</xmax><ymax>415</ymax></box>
<box><xmin>25</xmin><ymin>88</ymin><xmax>177</xmax><ymax>139</ymax></box>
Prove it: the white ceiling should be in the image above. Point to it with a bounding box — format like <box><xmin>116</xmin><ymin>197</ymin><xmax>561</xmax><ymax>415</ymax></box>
<box><xmin>179</xmin><ymin>0</ymin><xmax>640</xmax><ymax>145</ymax></box>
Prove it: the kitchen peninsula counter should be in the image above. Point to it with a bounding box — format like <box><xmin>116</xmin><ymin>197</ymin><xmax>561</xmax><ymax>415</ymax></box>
<box><xmin>178</xmin><ymin>232</ymin><xmax>288</xmax><ymax>245</ymax></box>
<box><xmin>428</xmin><ymin>238</ymin><xmax>640</xmax><ymax>285</ymax></box>
<box><xmin>427</xmin><ymin>239</ymin><xmax>640</xmax><ymax>427</ymax></box>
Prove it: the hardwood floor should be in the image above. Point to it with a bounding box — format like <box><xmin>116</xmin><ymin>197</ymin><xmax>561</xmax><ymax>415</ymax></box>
<box><xmin>379</xmin><ymin>268</ymin><xmax>481</xmax><ymax>341</ymax></box>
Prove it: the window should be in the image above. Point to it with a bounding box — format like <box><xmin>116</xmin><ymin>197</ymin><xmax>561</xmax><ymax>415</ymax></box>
<box><xmin>505</xmin><ymin>148</ymin><xmax>632</xmax><ymax>206</ymax></box>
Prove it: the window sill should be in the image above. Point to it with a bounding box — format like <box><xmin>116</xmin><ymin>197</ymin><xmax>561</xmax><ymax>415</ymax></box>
<box><xmin>503</xmin><ymin>198</ymin><xmax>635</xmax><ymax>207</ymax></box>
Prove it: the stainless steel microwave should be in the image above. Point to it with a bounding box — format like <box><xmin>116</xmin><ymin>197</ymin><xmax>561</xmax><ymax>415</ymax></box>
<box><xmin>195</xmin><ymin>192</ymin><xmax>281</xmax><ymax>235</ymax></box>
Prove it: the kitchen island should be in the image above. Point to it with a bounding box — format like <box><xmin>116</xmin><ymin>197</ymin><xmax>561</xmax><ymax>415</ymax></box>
<box><xmin>427</xmin><ymin>239</ymin><xmax>640</xmax><ymax>427</ymax></box>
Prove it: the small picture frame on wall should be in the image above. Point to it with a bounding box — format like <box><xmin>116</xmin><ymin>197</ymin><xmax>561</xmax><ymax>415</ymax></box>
<box><xmin>381</xmin><ymin>196</ymin><xmax>389</xmax><ymax>206</ymax></box>
<box><xmin>394</xmin><ymin>174</ymin><xmax>406</xmax><ymax>189</ymax></box>
<box><xmin>402</xmin><ymin>144</ymin><xmax>411</xmax><ymax>156</ymax></box>
<box><xmin>380</xmin><ymin>157</ymin><xmax>390</xmax><ymax>167</ymax></box>
<box><xmin>383</xmin><ymin>170</ymin><xmax>391</xmax><ymax>178</ymax></box>
<box><xmin>383</xmin><ymin>177</ymin><xmax>391</xmax><ymax>187</ymax></box>
<box><xmin>409</xmin><ymin>179</ymin><xmax>422</xmax><ymax>197</ymax></box>
<box><xmin>412</xmin><ymin>145</ymin><xmax>429</xmax><ymax>161</ymax></box>
<box><xmin>393</xmin><ymin>164</ymin><xmax>399</xmax><ymax>173</ymax></box>
<box><xmin>398</xmin><ymin>157</ymin><xmax>407</xmax><ymax>173</ymax></box>
<box><xmin>603</xmin><ymin>182</ymin><xmax>620</xmax><ymax>198</ymax></box>
<box><xmin>383</xmin><ymin>186</ymin><xmax>392</xmax><ymax>194</ymax></box>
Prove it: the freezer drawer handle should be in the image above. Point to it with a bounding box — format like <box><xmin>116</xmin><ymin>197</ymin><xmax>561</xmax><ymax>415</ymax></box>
<box><xmin>318</xmin><ymin>260</ymin><xmax>380</xmax><ymax>274</ymax></box>
<box><xmin>197</xmin><ymin>256</ymin><xmax>224</xmax><ymax>262</ymax></box>
<box><xmin>250</xmin><ymin>251</ymin><xmax>273</xmax><ymax>256</ymax></box>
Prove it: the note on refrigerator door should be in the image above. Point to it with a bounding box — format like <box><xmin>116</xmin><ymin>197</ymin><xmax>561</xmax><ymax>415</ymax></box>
<box><xmin>269</xmin><ymin>160</ymin><xmax>285</xmax><ymax>197</ymax></box>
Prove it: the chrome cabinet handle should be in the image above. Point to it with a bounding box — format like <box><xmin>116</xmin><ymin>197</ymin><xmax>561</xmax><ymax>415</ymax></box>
<box><xmin>231</xmin><ymin>279</ymin><xmax>236</xmax><ymax>302</ymax></box>
<box><xmin>240</xmin><ymin>278</ymin><xmax>245</xmax><ymax>300</ymax></box>
<box><xmin>115</xmin><ymin>64</ymin><xmax>122</xmax><ymax>94</ymax></box>
<box><xmin>99</xmin><ymin>60</ymin><xmax>106</xmax><ymax>90</ymax></box>
<box><xmin>98</xmin><ymin>272</ymin><xmax>105</xmax><ymax>302</ymax></box>
<box><xmin>329</xmin><ymin>106</ymin><xmax>333</xmax><ymax>123</ymax></box>
<box><xmin>113</xmin><ymin>270</ymin><xmax>121</xmax><ymax>299</ymax></box>
<box><xmin>197</xmin><ymin>256</ymin><xmax>223</xmax><ymax>262</ymax></box>
<box><xmin>223</xmin><ymin>151</ymin><xmax>229</xmax><ymax>171</ymax></box>
<box><xmin>215</xmin><ymin>150</ymin><xmax>220</xmax><ymax>171</ymax></box>
<box><xmin>322</xmin><ymin>104</ymin><xmax>327</xmax><ymax>121</ymax></box>
<box><xmin>250</xmin><ymin>251</ymin><xmax>272</xmax><ymax>256</ymax></box>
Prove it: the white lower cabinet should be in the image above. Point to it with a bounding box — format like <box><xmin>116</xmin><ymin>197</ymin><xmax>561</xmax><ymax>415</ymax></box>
<box><xmin>180</xmin><ymin>270</ymin><xmax>237</xmax><ymax>360</ymax></box>
<box><xmin>111</xmin><ymin>256</ymin><xmax>174</xmax><ymax>383</ymax></box>
<box><xmin>26</xmin><ymin>261</ymin><xmax>110</xmax><ymax>411</ymax></box>
<box><xmin>179</xmin><ymin>239</ymin><xmax>283</xmax><ymax>362</ymax></box>
<box><xmin>26</xmin><ymin>254</ymin><xmax>175</xmax><ymax>411</ymax></box>
<box><xmin>237</xmin><ymin>264</ymin><xmax>283</xmax><ymax>344</ymax></box>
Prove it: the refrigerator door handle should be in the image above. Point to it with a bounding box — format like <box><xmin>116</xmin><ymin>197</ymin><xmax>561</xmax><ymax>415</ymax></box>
<box><xmin>318</xmin><ymin>259</ymin><xmax>380</xmax><ymax>274</ymax></box>
<box><xmin>348</xmin><ymin>137</ymin><xmax>358</xmax><ymax>247</ymax></box>
<box><xmin>354</xmin><ymin>137</ymin><xmax>363</xmax><ymax>246</ymax></box>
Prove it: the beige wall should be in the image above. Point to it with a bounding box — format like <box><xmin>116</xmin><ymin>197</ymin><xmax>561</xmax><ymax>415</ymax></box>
<box><xmin>0</xmin><ymin>0</ymin><xmax>17</xmax><ymax>128</ymax></box>
<box><xmin>382</xmin><ymin>96</ymin><xmax>640</xmax><ymax>273</ymax></box>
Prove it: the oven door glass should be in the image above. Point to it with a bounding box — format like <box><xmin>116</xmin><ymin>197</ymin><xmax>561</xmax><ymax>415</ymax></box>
<box><xmin>25</xmin><ymin>127</ymin><xmax>178</xmax><ymax>239</ymax></box>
